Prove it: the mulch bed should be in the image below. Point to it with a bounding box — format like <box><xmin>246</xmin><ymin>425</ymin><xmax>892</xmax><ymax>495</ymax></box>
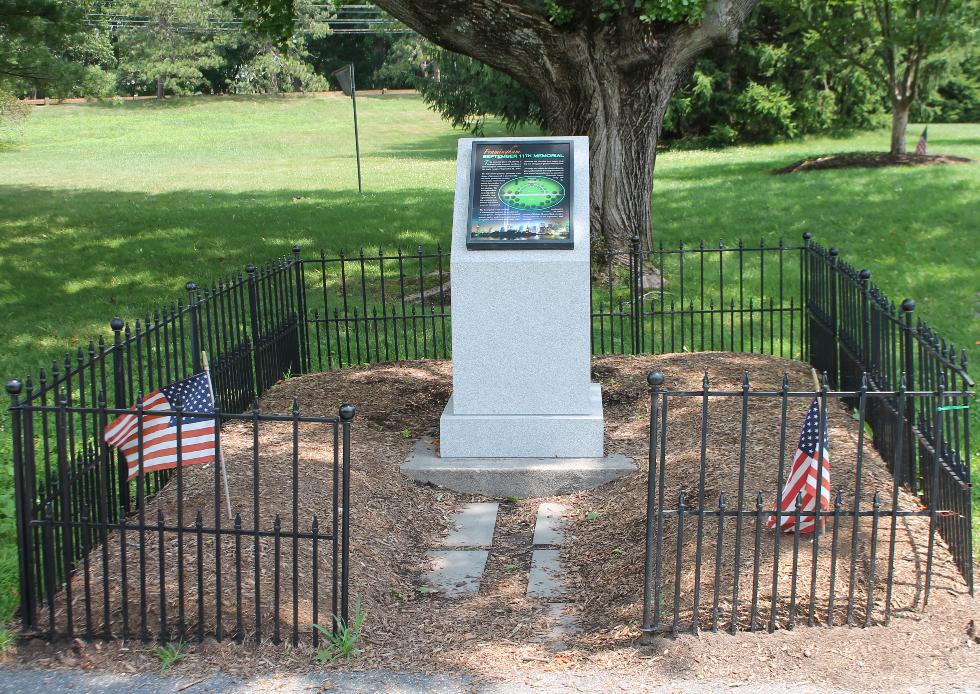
<box><xmin>773</xmin><ymin>151</ymin><xmax>972</xmax><ymax>174</ymax></box>
<box><xmin>7</xmin><ymin>354</ymin><xmax>977</xmax><ymax>690</ymax></box>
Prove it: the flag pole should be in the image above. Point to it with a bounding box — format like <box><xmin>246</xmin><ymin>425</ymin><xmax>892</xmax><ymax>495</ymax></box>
<box><xmin>202</xmin><ymin>351</ymin><xmax>233</xmax><ymax>519</ymax></box>
<box><xmin>351</xmin><ymin>65</ymin><xmax>362</xmax><ymax>193</ymax></box>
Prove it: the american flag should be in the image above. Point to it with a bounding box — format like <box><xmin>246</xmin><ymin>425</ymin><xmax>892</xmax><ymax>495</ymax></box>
<box><xmin>915</xmin><ymin>126</ymin><xmax>928</xmax><ymax>155</ymax></box>
<box><xmin>767</xmin><ymin>398</ymin><xmax>831</xmax><ymax>535</ymax></box>
<box><xmin>104</xmin><ymin>372</ymin><xmax>216</xmax><ymax>480</ymax></box>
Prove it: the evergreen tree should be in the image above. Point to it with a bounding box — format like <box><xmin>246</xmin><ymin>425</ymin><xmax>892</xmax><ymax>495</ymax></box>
<box><xmin>0</xmin><ymin>0</ymin><xmax>114</xmax><ymax>100</ymax></box>
<box><xmin>115</xmin><ymin>0</ymin><xmax>230</xmax><ymax>98</ymax></box>
<box><xmin>229</xmin><ymin>1</ymin><xmax>331</xmax><ymax>94</ymax></box>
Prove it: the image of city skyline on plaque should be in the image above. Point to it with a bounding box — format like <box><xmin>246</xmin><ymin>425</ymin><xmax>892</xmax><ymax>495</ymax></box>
<box><xmin>466</xmin><ymin>140</ymin><xmax>574</xmax><ymax>250</ymax></box>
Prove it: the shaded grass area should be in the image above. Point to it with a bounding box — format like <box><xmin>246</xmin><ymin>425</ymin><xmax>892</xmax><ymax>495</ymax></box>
<box><xmin>0</xmin><ymin>95</ymin><xmax>977</xmax><ymax>624</ymax></box>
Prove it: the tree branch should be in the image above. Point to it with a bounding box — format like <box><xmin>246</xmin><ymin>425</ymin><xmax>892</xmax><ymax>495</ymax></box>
<box><xmin>669</xmin><ymin>0</ymin><xmax>760</xmax><ymax>67</ymax></box>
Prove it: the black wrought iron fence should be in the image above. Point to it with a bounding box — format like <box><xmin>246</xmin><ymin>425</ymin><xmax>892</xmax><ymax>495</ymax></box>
<box><xmin>593</xmin><ymin>236</ymin><xmax>807</xmax><ymax>359</ymax></box>
<box><xmin>6</xmin><ymin>232</ymin><xmax>973</xmax><ymax>642</ymax></box>
<box><xmin>805</xmin><ymin>240</ymin><xmax>974</xmax><ymax>587</ymax></box>
<box><xmin>640</xmin><ymin>372</ymin><xmax>972</xmax><ymax>634</ymax></box>
<box><xmin>296</xmin><ymin>246</ymin><xmax>451</xmax><ymax>371</ymax></box>
<box><xmin>6</xmin><ymin>255</ymin><xmax>315</xmax><ymax>641</ymax></box>
<box><xmin>7</xmin><ymin>389</ymin><xmax>353</xmax><ymax>645</ymax></box>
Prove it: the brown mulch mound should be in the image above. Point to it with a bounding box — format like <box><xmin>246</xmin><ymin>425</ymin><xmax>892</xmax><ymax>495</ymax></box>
<box><xmin>9</xmin><ymin>355</ymin><xmax>977</xmax><ymax>689</ymax></box>
<box><xmin>773</xmin><ymin>151</ymin><xmax>972</xmax><ymax>174</ymax></box>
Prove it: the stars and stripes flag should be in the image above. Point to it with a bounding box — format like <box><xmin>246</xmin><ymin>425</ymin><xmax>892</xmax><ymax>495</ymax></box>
<box><xmin>915</xmin><ymin>126</ymin><xmax>928</xmax><ymax>155</ymax></box>
<box><xmin>104</xmin><ymin>372</ymin><xmax>216</xmax><ymax>480</ymax></box>
<box><xmin>767</xmin><ymin>398</ymin><xmax>831</xmax><ymax>534</ymax></box>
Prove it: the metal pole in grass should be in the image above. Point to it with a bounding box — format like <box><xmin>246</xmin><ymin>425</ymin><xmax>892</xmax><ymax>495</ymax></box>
<box><xmin>332</xmin><ymin>64</ymin><xmax>362</xmax><ymax>193</ymax></box>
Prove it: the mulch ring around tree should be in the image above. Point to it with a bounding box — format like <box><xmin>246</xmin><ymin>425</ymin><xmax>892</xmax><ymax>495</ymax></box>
<box><xmin>6</xmin><ymin>354</ymin><xmax>977</xmax><ymax>690</ymax></box>
<box><xmin>773</xmin><ymin>151</ymin><xmax>972</xmax><ymax>174</ymax></box>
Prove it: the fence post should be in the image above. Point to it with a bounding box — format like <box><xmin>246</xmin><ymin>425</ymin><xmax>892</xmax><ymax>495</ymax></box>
<box><xmin>338</xmin><ymin>403</ymin><xmax>355</xmax><ymax>628</ymax></box>
<box><xmin>642</xmin><ymin>370</ymin><xmax>664</xmax><ymax>634</ymax></box>
<box><xmin>246</xmin><ymin>265</ymin><xmax>261</xmax><ymax>398</ymax></box>
<box><xmin>292</xmin><ymin>245</ymin><xmax>307</xmax><ymax>375</ymax></box>
<box><xmin>110</xmin><ymin>317</ymin><xmax>130</xmax><ymax>514</ymax></box>
<box><xmin>858</xmin><ymin>269</ymin><xmax>871</xmax><ymax>378</ymax></box>
<box><xmin>186</xmin><ymin>283</ymin><xmax>201</xmax><ymax>374</ymax></box>
<box><xmin>801</xmin><ymin>232</ymin><xmax>812</xmax><ymax>363</ymax></box>
<box><xmin>900</xmin><ymin>299</ymin><xmax>917</xmax><ymax>492</ymax></box>
<box><xmin>7</xmin><ymin>379</ymin><xmax>35</xmax><ymax>632</ymax></box>
<box><xmin>828</xmin><ymin>247</ymin><xmax>840</xmax><ymax>388</ymax></box>
<box><xmin>631</xmin><ymin>235</ymin><xmax>642</xmax><ymax>354</ymax></box>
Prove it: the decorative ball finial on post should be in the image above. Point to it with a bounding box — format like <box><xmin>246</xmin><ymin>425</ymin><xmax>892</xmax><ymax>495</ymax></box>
<box><xmin>901</xmin><ymin>298</ymin><xmax>916</xmax><ymax>313</ymax></box>
<box><xmin>339</xmin><ymin>403</ymin><xmax>356</xmax><ymax>421</ymax></box>
<box><xmin>646</xmin><ymin>370</ymin><xmax>664</xmax><ymax>388</ymax></box>
<box><xmin>859</xmin><ymin>269</ymin><xmax>871</xmax><ymax>283</ymax></box>
<box><xmin>292</xmin><ymin>244</ymin><xmax>302</xmax><ymax>255</ymax></box>
<box><xmin>5</xmin><ymin>379</ymin><xmax>22</xmax><ymax>396</ymax></box>
<box><xmin>185</xmin><ymin>281</ymin><xmax>198</xmax><ymax>294</ymax></box>
<box><xmin>802</xmin><ymin>232</ymin><xmax>812</xmax><ymax>242</ymax></box>
<box><xmin>245</xmin><ymin>264</ymin><xmax>256</xmax><ymax>275</ymax></box>
<box><xmin>829</xmin><ymin>247</ymin><xmax>839</xmax><ymax>258</ymax></box>
<box><xmin>110</xmin><ymin>317</ymin><xmax>124</xmax><ymax>332</ymax></box>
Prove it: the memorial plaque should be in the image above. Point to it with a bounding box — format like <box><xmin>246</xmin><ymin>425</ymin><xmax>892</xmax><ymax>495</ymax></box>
<box><xmin>466</xmin><ymin>140</ymin><xmax>574</xmax><ymax>250</ymax></box>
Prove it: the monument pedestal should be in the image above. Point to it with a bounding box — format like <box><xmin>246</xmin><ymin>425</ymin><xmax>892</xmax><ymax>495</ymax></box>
<box><xmin>439</xmin><ymin>385</ymin><xmax>603</xmax><ymax>458</ymax></box>
<box><xmin>401</xmin><ymin>136</ymin><xmax>633</xmax><ymax>497</ymax></box>
<box><xmin>402</xmin><ymin>438</ymin><xmax>634</xmax><ymax>499</ymax></box>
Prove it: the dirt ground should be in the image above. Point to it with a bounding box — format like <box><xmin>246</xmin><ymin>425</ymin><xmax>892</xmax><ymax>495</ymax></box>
<box><xmin>5</xmin><ymin>354</ymin><xmax>977</xmax><ymax>691</ymax></box>
<box><xmin>773</xmin><ymin>151</ymin><xmax>972</xmax><ymax>174</ymax></box>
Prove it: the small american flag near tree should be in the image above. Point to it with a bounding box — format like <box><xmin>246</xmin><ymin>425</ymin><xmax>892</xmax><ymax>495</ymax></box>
<box><xmin>915</xmin><ymin>126</ymin><xmax>928</xmax><ymax>155</ymax></box>
<box><xmin>104</xmin><ymin>372</ymin><xmax>216</xmax><ymax>480</ymax></box>
<box><xmin>767</xmin><ymin>397</ymin><xmax>831</xmax><ymax>535</ymax></box>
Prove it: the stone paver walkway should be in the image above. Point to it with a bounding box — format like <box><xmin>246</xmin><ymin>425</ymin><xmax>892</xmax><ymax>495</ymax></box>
<box><xmin>424</xmin><ymin>502</ymin><xmax>500</xmax><ymax>596</ymax></box>
<box><xmin>424</xmin><ymin>500</ymin><xmax>580</xmax><ymax>646</ymax></box>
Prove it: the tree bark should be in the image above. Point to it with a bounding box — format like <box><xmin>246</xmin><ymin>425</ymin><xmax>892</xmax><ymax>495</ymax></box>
<box><xmin>372</xmin><ymin>0</ymin><xmax>758</xmax><ymax>254</ymax></box>
<box><xmin>890</xmin><ymin>100</ymin><xmax>911</xmax><ymax>154</ymax></box>
<box><xmin>156</xmin><ymin>76</ymin><xmax>165</xmax><ymax>100</ymax></box>
<box><xmin>532</xmin><ymin>37</ymin><xmax>680</xmax><ymax>256</ymax></box>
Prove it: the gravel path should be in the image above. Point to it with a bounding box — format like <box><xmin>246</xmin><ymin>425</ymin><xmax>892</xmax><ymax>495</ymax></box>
<box><xmin>0</xmin><ymin>667</ymin><xmax>977</xmax><ymax>693</ymax></box>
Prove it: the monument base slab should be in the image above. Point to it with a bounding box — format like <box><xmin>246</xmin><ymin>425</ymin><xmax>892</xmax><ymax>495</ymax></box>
<box><xmin>401</xmin><ymin>438</ymin><xmax>634</xmax><ymax>498</ymax></box>
<box><xmin>439</xmin><ymin>384</ymin><xmax>603</xmax><ymax>458</ymax></box>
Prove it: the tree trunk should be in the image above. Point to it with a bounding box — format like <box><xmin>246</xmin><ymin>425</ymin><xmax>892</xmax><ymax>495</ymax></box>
<box><xmin>156</xmin><ymin>76</ymin><xmax>165</xmax><ymax>100</ymax></box>
<box><xmin>890</xmin><ymin>100</ymin><xmax>911</xmax><ymax>154</ymax></box>
<box><xmin>535</xmin><ymin>44</ymin><xmax>679</xmax><ymax>256</ymax></box>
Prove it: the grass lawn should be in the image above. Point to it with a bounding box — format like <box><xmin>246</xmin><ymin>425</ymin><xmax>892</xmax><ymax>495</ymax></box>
<box><xmin>0</xmin><ymin>94</ymin><xmax>977</xmax><ymax>622</ymax></box>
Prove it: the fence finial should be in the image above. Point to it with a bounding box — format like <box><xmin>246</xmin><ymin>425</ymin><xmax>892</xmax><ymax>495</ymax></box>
<box><xmin>829</xmin><ymin>247</ymin><xmax>839</xmax><ymax>257</ymax></box>
<box><xmin>646</xmin><ymin>371</ymin><xmax>664</xmax><ymax>388</ymax></box>
<box><xmin>186</xmin><ymin>282</ymin><xmax>197</xmax><ymax>293</ymax></box>
<box><xmin>110</xmin><ymin>317</ymin><xmax>124</xmax><ymax>332</ymax></box>
<box><xmin>901</xmin><ymin>298</ymin><xmax>915</xmax><ymax>312</ymax></box>
<box><xmin>802</xmin><ymin>232</ymin><xmax>812</xmax><ymax>241</ymax></box>
<box><xmin>859</xmin><ymin>269</ymin><xmax>871</xmax><ymax>283</ymax></box>
<box><xmin>5</xmin><ymin>379</ymin><xmax>22</xmax><ymax>396</ymax></box>
<box><xmin>339</xmin><ymin>403</ymin><xmax>356</xmax><ymax>421</ymax></box>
